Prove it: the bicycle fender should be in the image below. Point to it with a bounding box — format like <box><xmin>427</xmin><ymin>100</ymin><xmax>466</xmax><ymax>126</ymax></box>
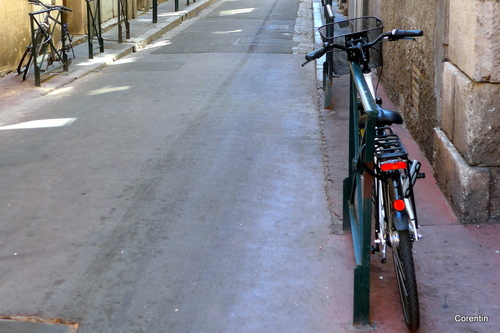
<box><xmin>393</xmin><ymin>213</ymin><xmax>409</xmax><ymax>231</ymax></box>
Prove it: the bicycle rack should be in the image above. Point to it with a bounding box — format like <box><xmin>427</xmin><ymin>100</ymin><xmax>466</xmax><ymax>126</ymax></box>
<box><xmin>29</xmin><ymin>7</ymin><xmax>70</xmax><ymax>87</ymax></box>
<box><xmin>321</xmin><ymin>0</ymin><xmax>335</xmax><ymax>109</ymax></box>
<box><xmin>117</xmin><ymin>0</ymin><xmax>130</xmax><ymax>43</ymax></box>
<box><xmin>86</xmin><ymin>0</ymin><xmax>104</xmax><ymax>59</ymax></box>
<box><xmin>342</xmin><ymin>61</ymin><xmax>379</xmax><ymax>327</ymax></box>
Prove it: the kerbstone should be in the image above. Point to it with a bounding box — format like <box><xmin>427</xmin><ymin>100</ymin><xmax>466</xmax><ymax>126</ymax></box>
<box><xmin>448</xmin><ymin>0</ymin><xmax>500</xmax><ymax>82</ymax></box>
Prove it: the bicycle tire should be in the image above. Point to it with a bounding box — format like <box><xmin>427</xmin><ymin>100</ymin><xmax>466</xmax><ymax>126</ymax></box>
<box><xmin>19</xmin><ymin>32</ymin><xmax>49</xmax><ymax>81</ymax></box>
<box><xmin>392</xmin><ymin>229</ymin><xmax>420</xmax><ymax>331</ymax></box>
<box><xmin>17</xmin><ymin>47</ymin><xmax>32</xmax><ymax>75</ymax></box>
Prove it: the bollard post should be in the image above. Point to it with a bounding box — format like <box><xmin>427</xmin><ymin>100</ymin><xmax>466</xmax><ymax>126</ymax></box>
<box><xmin>61</xmin><ymin>10</ymin><xmax>68</xmax><ymax>71</ymax></box>
<box><xmin>29</xmin><ymin>13</ymin><xmax>41</xmax><ymax>87</ymax></box>
<box><xmin>152</xmin><ymin>0</ymin><xmax>157</xmax><ymax>23</ymax></box>
<box><xmin>323</xmin><ymin>1</ymin><xmax>335</xmax><ymax>109</ymax></box>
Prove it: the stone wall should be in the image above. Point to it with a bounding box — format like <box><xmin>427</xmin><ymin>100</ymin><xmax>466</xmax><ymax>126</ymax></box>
<box><xmin>435</xmin><ymin>0</ymin><xmax>499</xmax><ymax>223</ymax></box>
<box><xmin>378</xmin><ymin>0</ymin><xmax>499</xmax><ymax>223</ymax></box>
<box><xmin>0</xmin><ymin>0</ymin><xmax>44</xmax><ymax>74</ymax></box>
<box><xmin>379</xmin><ymin>0</ymin><xmax>438</xmax><ymax>159</ymax></box>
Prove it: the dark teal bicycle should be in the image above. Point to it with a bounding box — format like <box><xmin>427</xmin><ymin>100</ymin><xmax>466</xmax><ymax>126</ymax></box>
<box><xmin>303</xmin><ymin>17</ymin><xmax>424</xmax><ymax>331</ymax></box>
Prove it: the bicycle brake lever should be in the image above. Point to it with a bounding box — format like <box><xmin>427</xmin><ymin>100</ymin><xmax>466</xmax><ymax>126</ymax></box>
<box><xmin>301</xmin><ymin>59</ymin><xmax>313</xmax><ymax>67</ymax></box>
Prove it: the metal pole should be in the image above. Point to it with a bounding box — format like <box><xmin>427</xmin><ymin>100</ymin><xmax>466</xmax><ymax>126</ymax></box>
<box><xmin>118</xmin><ymin>0</ymin><xmax>122</xmax><ymax>43</ymax></box>
<box><xmin>29</xmin><ymin>13</ymin><xmax>41</xmax><ymax>87</ymax></box>
<box><xmin>175</xmin><ymin>0</ymin><xmax>179</xmax><ymax>12</ymax></box>
<box><xmin>61</xmin><ymin>10</ymin><xmax>68</xmax><ymax>71</ymax></box>
<box><xmin>343</xmin><ymin>61</ymin><xmax>379</xmax><ymax>327</ymax></box>
<box><xmin>87</xmin><ymin>0</ymin><xmax>93</xmax><ymax>58</ymax></box>
<box><xmin>97</xmin><ymin>0</ymin><xmax>104</xmax><ymax>52</ymax></box>
<box><xmin>152</xmin><ymin>0</ymin><xmax>157</xmax><ymax>23</ymax></box>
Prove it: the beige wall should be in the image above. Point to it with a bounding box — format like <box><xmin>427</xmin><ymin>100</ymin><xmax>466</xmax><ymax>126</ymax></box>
<box><xmin>0</xmin><ymin>0</ymin><xmax>37</xmax><ymax>74</ymax></box>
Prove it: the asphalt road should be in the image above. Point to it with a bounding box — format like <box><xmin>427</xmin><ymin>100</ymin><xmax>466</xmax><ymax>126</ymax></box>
<box><xmin>0</xmin><ymin>1</ymin><xmax>342</xmax><ymax>332</ymax></box>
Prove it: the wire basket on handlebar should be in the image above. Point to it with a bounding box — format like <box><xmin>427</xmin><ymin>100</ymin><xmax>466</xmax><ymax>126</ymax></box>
<box><xmin>319</xmin><ymin>17</ymin><xmax>384</xmax><ymax>75</ymax></box>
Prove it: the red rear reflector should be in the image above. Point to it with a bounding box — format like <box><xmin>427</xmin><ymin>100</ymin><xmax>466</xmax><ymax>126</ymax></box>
<box><xmin>380</xmin><ymin>161</ymin><xmax>407</xmax><ymax>171</ymax></box>
<box><xmin>393</xmin><ymin>199</ymin><xmax>406</xmax><ymax>211</ymax></box>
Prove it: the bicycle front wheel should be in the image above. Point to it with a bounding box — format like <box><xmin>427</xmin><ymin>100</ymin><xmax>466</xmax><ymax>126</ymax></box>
<box><xmin>392</xmin><ymin>230</ymin><xmax>420</xmax><ymax>331</ymax></box>
<box><xmin>17</xmin><ymin>47</ymin><xmax>32</xmax><ymax>75</ymax></box>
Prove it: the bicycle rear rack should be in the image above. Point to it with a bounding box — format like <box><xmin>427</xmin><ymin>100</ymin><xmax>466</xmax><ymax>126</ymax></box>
<box><xmin>374</xmin><ymin>128</ymin><xmax>408</xmax><ymax>160</ymax></box>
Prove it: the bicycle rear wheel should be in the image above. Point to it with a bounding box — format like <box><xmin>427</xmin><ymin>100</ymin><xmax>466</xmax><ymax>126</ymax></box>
<box><xmin>18</xmin><ymin>32</ymin><xmax>50</xmax><ymax>81</ymax></box>
<box><xmin>392</xmin><ymin>229</ymin><xmax>420</xmax><ymax>331</ymax></box>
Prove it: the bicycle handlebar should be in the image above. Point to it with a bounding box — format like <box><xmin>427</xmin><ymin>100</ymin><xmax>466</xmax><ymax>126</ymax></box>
<box><xmin>389</xmin><ymin>29</ymin><xmax>424</xmax><ymax>38</ymax></box>
<box><xmin>302</xmin><ymin>28</ymin><xmax>423</xmax><ymax>66</ymax></box>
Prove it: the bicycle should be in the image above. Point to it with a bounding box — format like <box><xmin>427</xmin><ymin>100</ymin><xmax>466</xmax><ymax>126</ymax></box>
<box><xmin>303</xmin><ymin>17</ymin><xmax>424</xmax><ymax>331</ymax></box>
<box><xmin>17</xmin><ymin>0</ymin><xmax>74</xmax><ymax>81</ymax></box>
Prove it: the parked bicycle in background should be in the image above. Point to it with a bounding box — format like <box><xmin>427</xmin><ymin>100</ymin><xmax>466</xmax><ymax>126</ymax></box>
<box><xmin>17</xmin><ymin>0</ymin><xmax>74</xmax><ymax>82</ymax></box>
<box><xmin>303</xmin><ymin>16</ymin><xmax>424</xmax><ymax>331</ymax></box>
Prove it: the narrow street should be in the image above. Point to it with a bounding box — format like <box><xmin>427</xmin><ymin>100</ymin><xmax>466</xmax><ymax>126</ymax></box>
<box><xmin>0</xmin><ymin>1</ymin><xmax>347</xmax><ymax>332</ymax></box>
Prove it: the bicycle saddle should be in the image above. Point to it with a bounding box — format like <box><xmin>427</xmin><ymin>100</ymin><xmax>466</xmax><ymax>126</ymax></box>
<box><xmin>358</xmin><ymin>106</ymin><xmax>404</xmax><ymax>127</ymax></box>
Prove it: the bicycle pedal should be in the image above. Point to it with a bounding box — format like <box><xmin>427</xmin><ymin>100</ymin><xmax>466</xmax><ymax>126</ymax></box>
<box><xmin>370</xmin><ymin>245</ymin><xmax>379</xmax><ymax>254</ymax></box>
<box><xmin>417</xmin><ymin>172</ymin><xmax>426</xmax><ymax>179</ymax></box>
<box><xmin>381</xmin><ymin>258</ymin><xmax>387</xmax><ymax>264</ymax></box>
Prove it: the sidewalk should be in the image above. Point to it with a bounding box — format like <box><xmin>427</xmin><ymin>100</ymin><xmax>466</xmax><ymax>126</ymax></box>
<box><xmin>314</xmin><ymin>1</ymin><xmax>500</xmax><ymax>332</ymax></box>
<box><xmin>0</xmin><ymin>0</ymin><xmax>219</xmax><ymax>122</ymax></box>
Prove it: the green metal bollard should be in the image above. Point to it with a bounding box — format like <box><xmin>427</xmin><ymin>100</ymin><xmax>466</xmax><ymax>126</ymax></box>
<box><xmin>153</xmin><ymin>0</ymin><xmax>157</xmax><ymax>23</ymax></box>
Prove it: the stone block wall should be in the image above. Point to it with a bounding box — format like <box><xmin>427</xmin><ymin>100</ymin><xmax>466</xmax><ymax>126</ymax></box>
<box><xmin>434</xmin><ymin>0</ymin><xmax>499</xmax><ymax>223</ymax></box>
<box><xmin>448</xmin><ymin>0</ymin><xmax>499</xmax><ymax>82</ymax></box>
<box><xmin>379</xmin><ymin>0</ymin><xmax>499</xmax><ymax>223</ymax></box>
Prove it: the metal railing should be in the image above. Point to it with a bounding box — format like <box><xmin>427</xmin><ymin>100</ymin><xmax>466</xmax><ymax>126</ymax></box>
<box><xmin>86</xmin><ymin>0</ymin><xmax>104</xmax><ymax>58</ymax></box>
<box><xmin>117</xmin><ymin>0</ymin><xmax>130</xmax><ymax>43</ymax></box>
<box><xmin>342</xmin><ymin>61</ymin><xmax>379</xmax><ymax>327</ymax></box>
<box><xmin>321</xmin><ymin>0</ymin><xmax>335</xmax><ymax>109</ymax></box>
<box><xmin>28</xmin><ymin>7</ymin><xmax>70</xmax><ymax>86</ymax></box>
